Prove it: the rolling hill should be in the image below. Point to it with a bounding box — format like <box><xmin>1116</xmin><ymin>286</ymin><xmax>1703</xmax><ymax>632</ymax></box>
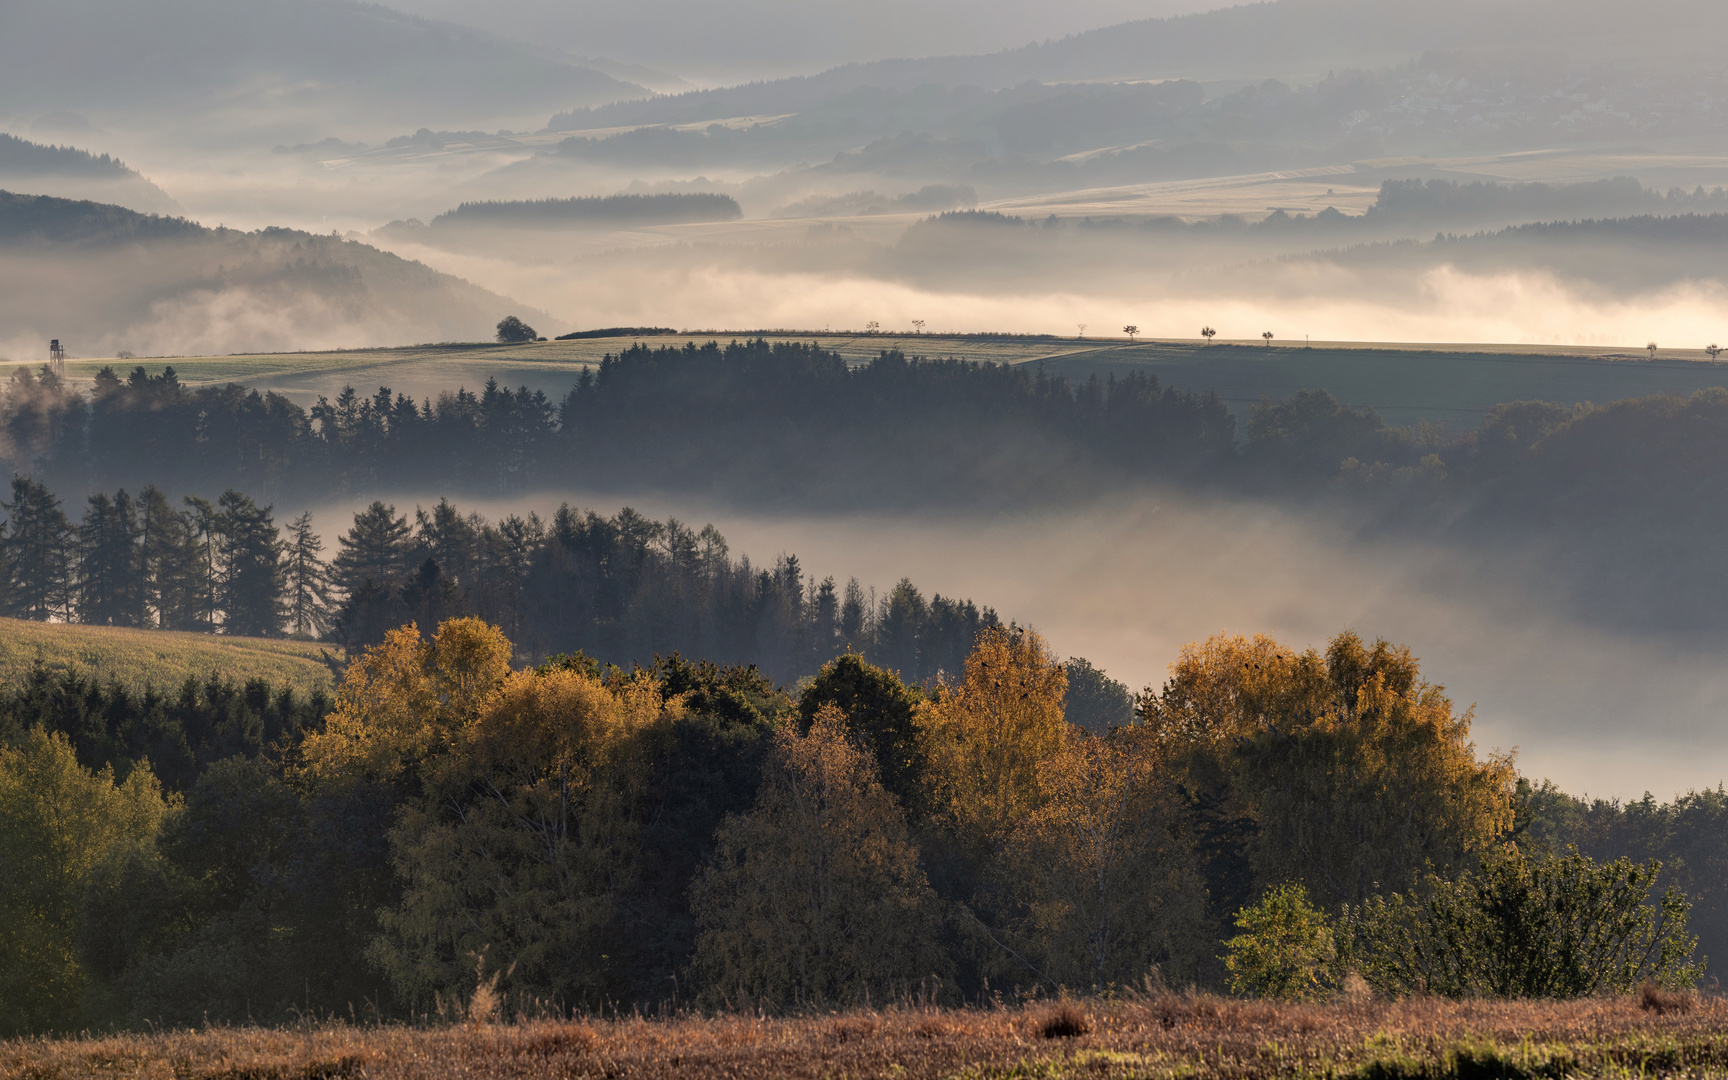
<box><xmin>0</xmin><ymin>191</ymin><xmax>552</xmax><ymax>358</ymax></box>
<box><xmin>0</xmin><ymin>0</ymin><xmax>648</xmax><ymax>129</ymax></box>
<box><xmin>0</xmin><ymin>134</ymin><xmax>179</xmax><ymax>215</ymax></box>
<box><xmin>549</xmin><ymin>0</ymin><xmax>1725</xmax><ymax>132</ymax></box>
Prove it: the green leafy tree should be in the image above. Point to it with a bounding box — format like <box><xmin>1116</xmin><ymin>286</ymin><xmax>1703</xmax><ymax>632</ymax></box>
<box><xmin>997</xmin><ymin>730</ymin><xmax>1207</xmax><ymax>993</ymax></box>
<box><xmin>495</xmin><ymin>315</ymin><xmax>538</xmax><ymax>343</ymax></box>
<box><xmin>1062</xmin><ymin>656</ymin><xmax>1133</xmax><ymax>735</ymax></box>
<box><xmin>1142</xmin><ymin>631</ymin><xmax>1515</xmax><ymax>908</ymax></box>
<box><xmin>0</xmin><ymin>730</ymin><xmax>168</xmax><ymax>1035</ymax></box>
<box><xmin>1223</xmin><ymin>882</ymin><xmax>1337</xmax><ymax>1001</ymax></box>
<box><xmin>797</xmin><ymin>653</ymin><xmax>925</xmax><ymax>811</ymax></box>
<box><xmin>691</xmin><ymin>705</ymin><xmax>950</xmax><ymax>1009</ymax></box>
<box><xmin>1347</xmin><ymin>848</ymin><xmax>1702</xmax><ymax>998</ymax></box>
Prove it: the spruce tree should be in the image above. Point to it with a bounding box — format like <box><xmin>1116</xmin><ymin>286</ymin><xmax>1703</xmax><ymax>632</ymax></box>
<box><xmin>183</xmin><ymin>496</ymin><xmax>220</xmax><ymax>632</ymax></box>
<box><xmin>283</xmin><ymin>511</ymin><xmax>332</xmax><ymax>638</ymax></box>
<box><xmin>331</xmin><ymin>501</ymin><xmax>412</xmax><ymax>597</ymax></box>
<box><xmin>76</xmin><ymin>490</ymin><xmax>142</xmax><ymax>626</ymax></box>
<box><xmin>137</xmin><ymin>485</ymin><xmax>197</xmax><ymax>630</ymax></box>
<box><xmin>216</xmin><ymin>490</ymin><xmax>285</xmax><ymax>637</ymax></box>
<box><xmin>2</xmin><ymin>477</ymin><xmax>72</xmax><ymax>621</ymax></box>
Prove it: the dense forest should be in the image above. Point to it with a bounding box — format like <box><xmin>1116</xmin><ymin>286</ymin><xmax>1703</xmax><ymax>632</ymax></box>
<box><xmin>0</xmin><ymin>620</ymin><xmax>1717</xmax><ymax>1036</ymax></box>
<box><xmin>4</xmin><ymin>340</ymin><xmax>1728</xmax><ymax>635</ymax></box>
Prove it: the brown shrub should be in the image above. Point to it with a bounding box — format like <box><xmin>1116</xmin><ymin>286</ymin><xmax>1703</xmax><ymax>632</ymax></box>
<box><xmin>1640</xmin><ymin>982</ymin><xmax>1694</xmax><ymax>1016</ymax></box>
<box><xmin>1037</xmin><ymin>1005</ymin><xmax>1091</xmax><ymax>1039</ymax></box>
<box><xmin>913</xmin><ymin>1016</ymin><xmax>957</xmax><ymax>1038</ymax></box>
<box><xmin>506</xmin><ymin>1026</ymin><xmax>599</xmax><ymax>1057</ymax></box>
<box><xmin>827</xmin><ymin>1016</ymin><xmax>879</xmax><ymax>1042</ymax></box>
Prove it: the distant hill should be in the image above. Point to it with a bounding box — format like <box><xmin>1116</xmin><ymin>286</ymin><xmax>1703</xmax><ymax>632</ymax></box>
<box><xmin>0</xmin><ymin>0</ymin><xmax>648</xmax><ymax>127</ymax></box>
<box><xmin>549</xmin><ymin>0</ymin><xmax>1723</xmax><ymax>131</ymax></box>
<box><xmin>0</xmin><ymin>134</ymin><xmax>179</xmax><ymax>215</ymax></box>
<box><xmin>0</xmin><ymin>191</ymin><xmax>552</xmax><ymax>357</ymax></box>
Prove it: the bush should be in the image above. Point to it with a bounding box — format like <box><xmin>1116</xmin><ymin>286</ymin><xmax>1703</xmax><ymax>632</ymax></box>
<box><xmin>1347</xmin><ymin>848</ymin><xmax>1702</xmax><ymax>998</ymax></box>
<box><xmin>1223</xmin><ymin>882</ymin><xmax>1336</xmax><ymax>1001</ymax></box>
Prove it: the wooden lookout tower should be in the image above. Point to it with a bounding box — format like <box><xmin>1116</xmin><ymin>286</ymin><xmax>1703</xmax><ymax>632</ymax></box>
<box><xmin>48</xmin><ymin>339</ymin><xmax>65</xmax><ymax>381</ymax></box>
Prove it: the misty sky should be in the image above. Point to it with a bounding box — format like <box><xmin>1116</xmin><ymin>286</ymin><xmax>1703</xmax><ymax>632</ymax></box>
<box><xmin>378</xmin><ymin>0</ymin><xmax>1227</xmax><ymax>81</ymax></box>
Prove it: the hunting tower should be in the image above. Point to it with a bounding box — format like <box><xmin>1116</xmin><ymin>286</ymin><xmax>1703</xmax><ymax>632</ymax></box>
<box><xmin>48</xmin><ymin>339</ymin><xmax>65</xmax><ymax>381</ymax></box>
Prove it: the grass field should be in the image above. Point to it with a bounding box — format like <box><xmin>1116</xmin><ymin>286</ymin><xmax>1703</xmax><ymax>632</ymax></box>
<box><xmin>52</xmin><ymin>332</ymin><xmax>1728</xmax><ymax>429</ymax></box>
<box><xmin>5</xmin><ymin>994</ymin><xmax>1722</xmax><ymax>1079</ymax></box>
<box><xmin>0</xmin><ymin>618</ymin><xmax>335</xmax><ymax>695</ymax></box>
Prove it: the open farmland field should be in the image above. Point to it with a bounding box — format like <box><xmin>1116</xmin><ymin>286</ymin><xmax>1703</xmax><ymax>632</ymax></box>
<box><xmin>0</xmin><ymin>618</ymin><xmax>335</xmax><ymax>695</ymax></box>
<box><xmin>1039</xmin><ymin>340</ymin><xmax>1728</xmax><ymax>428</ymax></box>
<box><xmin>62</xmin><ymin>333</ymin><xmax>1728</xmax><ymax>429</ymax></box>
<box><xmin>55</xmin><ymin>335</ymin><xmax>1108</xmax><ymax>406</ymax></box>
<box><xmin>5</xmin><ymin>995</ymin><xmax>1726</xmax><ymax>1080</ymax></box>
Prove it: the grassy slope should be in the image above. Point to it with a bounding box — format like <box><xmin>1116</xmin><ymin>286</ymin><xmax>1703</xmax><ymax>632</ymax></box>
<box><xmin>58</xmin><ymin>333</ymin><xmax>1728</xmax><ymax>428</ymax></box>
<box><xmin>0</xmin><ymin>618</ymin><xmax>334</xmax><ymax>696</ymax></box>
<box><xmin>1035</xmin><ymin>341</ymin><xmax>1728</xmax><ymax>429</ymax></box>
<box><xmin>3</xmin><ymin>995</ymin><xmax>1723</xmax><ymax>1079</ymax></box>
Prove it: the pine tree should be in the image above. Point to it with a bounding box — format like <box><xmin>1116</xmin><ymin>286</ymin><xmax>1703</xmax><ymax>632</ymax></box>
<box><xmin>137</xmin><ymin>486</ymin><xmax>197</xmax><ymax>630</ymax></box>
<box><xmin>216</xmin><ymin>490</ymin><xmax>284</xmax><ymax>637</ymax></box>
<box><xmin>283</xmin><ymin>511</ymin><xmax>332</xmax><ymax>638</ymax></box>
<box><xmin>182</xmin><ymin>496</ymin><xmax>220</xmax><ymax>632</ymax></box>
<box><xmin>331</xmin><ymin>501</ymin><xmax>413</xmax><ymax>597</ymax></box>
<box><xmin>2</xmin><ymin>477</ymin><xmax>72</xmax><ymax>621</ymax></box>
<box><xmin>76</xmin><ymin>490</ymin><xmax>142</xmax><ymax>626</ymax></box>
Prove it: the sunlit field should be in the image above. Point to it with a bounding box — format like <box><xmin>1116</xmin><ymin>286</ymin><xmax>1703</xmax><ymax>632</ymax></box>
<box><xmin>0</xmin><ymin>617</ymin><xmax>334</xmax><ymax>695</ymax></box>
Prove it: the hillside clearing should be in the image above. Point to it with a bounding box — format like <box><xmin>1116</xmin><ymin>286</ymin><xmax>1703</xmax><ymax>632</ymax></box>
<box><xmin>0</xmin><ymin>618</ymin><xmax>335</xmax><ymax>695</ymax></box>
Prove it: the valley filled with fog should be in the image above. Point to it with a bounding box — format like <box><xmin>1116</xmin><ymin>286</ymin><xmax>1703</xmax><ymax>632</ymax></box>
<box><xmin>2</xmin><ymin>0</ymin><xmax>1728</xmax><ymax>803</ymax></box>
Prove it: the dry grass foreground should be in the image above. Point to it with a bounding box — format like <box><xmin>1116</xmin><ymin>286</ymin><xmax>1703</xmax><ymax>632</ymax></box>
<box><xmin>6</xmin><ymin>993</ymin><xmax>1727</xmax><ymax>1080</ymax></box>
<box><xmin>0</xmin><ymin>618</ymin><xmax>335</xmax><ymax>696</ymax></box>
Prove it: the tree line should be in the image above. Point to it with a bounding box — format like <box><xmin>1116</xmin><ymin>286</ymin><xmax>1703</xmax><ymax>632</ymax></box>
<box><xmin>0</xmin><ymin>342</ymin><xmax>1237</xmax><ymax>504</ymax></box>
<box><xmin>0</xmin><ymin>475</ymin><xmax>1096</xmax><ymax>692</ymax></box>
<box><xmin>0</xmin><ymin>621</ymin><xmax>1712</xmax><ymax>1036</ymax></box>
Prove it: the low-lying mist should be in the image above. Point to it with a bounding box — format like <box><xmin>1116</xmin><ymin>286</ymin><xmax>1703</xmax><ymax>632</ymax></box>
<box><xmin>382</xmin><ymin>227</ymin><xmax>1728</xmax><ymax>348</ymax></box>
<box><xmin>303</xmin><ymin>483</ymin><xmax>1728</xmax><ymax>802</ymax></box>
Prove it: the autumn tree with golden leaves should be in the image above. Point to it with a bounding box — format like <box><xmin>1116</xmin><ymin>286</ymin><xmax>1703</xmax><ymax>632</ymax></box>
<box><xmin>1141</xmin><ymin>630</ymin><xmax>1515</xmax><ymax>907</ymax></box>
<box><xmin>997</xmin><ymin>730</ymin><xmax>1209</xmax><ymax>992</ymax></box>
<box><xmin>370</xmin><ymin>662</ymin><xmax>679</xmax><ymax>1009</ymax></box>
<box><xmin>916</xmin><ymin>625</ymin><xmax>1069</xmax><ymax>847</ymax></box>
